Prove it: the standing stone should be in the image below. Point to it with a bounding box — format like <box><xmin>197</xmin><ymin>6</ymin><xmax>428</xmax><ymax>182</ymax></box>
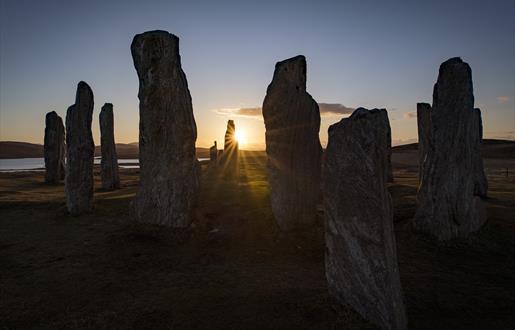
<box><xmin>131</xmin><ymin>30</ymin><xmax>200</xmax><ymax>227</ymax></box>
<box><xmin>209</xmin><ymin>141</ymin><xmax>218</xmax><ymax>164</ymax></box>
<box><xmin>417</xmin><ymin>103</ymin><xmax>432</xmax><ymax>181</ymax></box>
<box><xmin>44</xmin><ymin>111</ymin><xmax>65</xmax><ymax>183</ymax></box>
<box><xmin>473</xmin><ymin>108</ymin><xmax>488</xmax><ymax>197</ymax></box>
<box><xmin>221</xmin><ymin>120</ymin><xmax>238</xmax><ymax>176</ymax></box>
<box><xmin>262</xmin><ymin>55</ymin><xmax>322</xmax><ymax>231</ymax></box>
<box><xmin>323</xmin><ymin>108</ymin><xmax>407</xmax><ymax>330</ymax></box>
<box><xmin>414</xmin><ymin>57</ymin><xmax>487</xmax><ymax>240</ymax></box>
<box><xmin>386</xmin><ymin>115</ymin><xmax>394</xmax><ymax>183</ymax></box>
<box><xmin>65</xmin><ymin>81</ymin><xmax>95</xmax><ymax>215</ymax></box>
<box><xmin>99</xmin><ymin>103</ymin><xmax>120</xmax><ymax>190</ymax></box>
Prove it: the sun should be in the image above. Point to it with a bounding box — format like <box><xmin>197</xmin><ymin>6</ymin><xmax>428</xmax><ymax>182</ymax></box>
<box><xmin>234</xmin><ymin>129</ymin><xmax>247</xmax><ymax>146</ymax></box>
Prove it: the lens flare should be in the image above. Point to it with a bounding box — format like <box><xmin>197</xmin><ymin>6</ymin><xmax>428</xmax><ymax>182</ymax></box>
<box><xmin>234</xmin><ymin>129</ymin><xmax>246</xmax><ymax>146</ymax></box>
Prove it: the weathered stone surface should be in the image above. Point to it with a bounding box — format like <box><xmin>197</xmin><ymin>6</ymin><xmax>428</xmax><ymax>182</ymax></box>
<box><xmin>262</xmin><ymin>55</ymin><xmax>322</xmax><ymax>231</ymax></box>
<box><xmin>209</xmin><ymin>141</ymin><xmax>218</xmax><ymax>164</ymax></box>
<box><xmin>323</xmin><ymin>108</ymin><xmax>407</xmax><ymax>330</ymax></box>
<box><xmin>99</xmin><ymin>103</ymin><xmax>120</xmax><ymax>190</ymax></box>
<box><xmin>473</xmin><ymin>108</ymin><xmax>488</xmax><ymax>197</ymax></box>
<box><xmin>65</xmin><ymin>81</ymin><xmax>95</xmax><ymax>215</ymax></box>
<box><xmin>221</xmin><ymin>120</ymin><xmax>238</xmax><ymax>176</ymax></box>
<box><xmin>414</xmin><ymin>57</ymin><xmax>487</xmax><ymax>240</ymax></box>
<box><xmin>417</xmin><ymin>103</ymin><xmax>432</xmax><ymax>181</ymax></box>
<box><xmin>131</xmin><ymin>30</ymin><xmax>200</xmax><ymax>227</ymax></box>
<box><xmin>386</xmin><ymin>114</ymin><xmax>394</xmax><ymax>183</ymax></box>
<box><xmin>44</xmin><ymin>111</ymin><xmax>65</xmax><ymax>183</ymax></box>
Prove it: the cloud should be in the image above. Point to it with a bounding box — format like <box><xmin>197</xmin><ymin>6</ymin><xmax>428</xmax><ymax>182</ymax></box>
<box><xmin>497</xmin><ymin>96</ymin><xmax>511</xmax><ymax>103</ymax></box>
<box><xmin>213</xmin><ymin>103</ymin><xmax>355</xmax><ymax>119</ymax></box>
<box><xmin>317</xmin><ymin>103</ymin><xmax>355</xmax><ymax>116</ymax></box>
<box><xmin>214</xmin><ymin>107</ymin><xmax>262</xmax><ymax>119</ymax></box>
<box><xmin>403</xmin><ymin>111</ymin><xmax>417</xmax><ymax>119</ymax></box>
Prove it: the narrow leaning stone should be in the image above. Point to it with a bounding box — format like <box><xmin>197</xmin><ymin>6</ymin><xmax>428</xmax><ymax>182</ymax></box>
<box><xmin>131</xmin><ymin>30</ymin><xmax>200</xmax><ymax>227</ymax></box>
<box><xmin>417</xmin><ymin>103</ymin><xmax>432</xmax><ymax>181</ymax></box>
<box><xmin>221</xmin><ymin>120</ymin><xmax>238</xmax><ymax>176</ymax></box>
<box><xmin>65</xmin><ymin>81</ymin><xmax>95</xmax><ymax>215</ymax></box>
<box><xmin>262</xmin><ymin>55</ymin><xmax>322</xmax><ymax>231</ymax></box>
<box><xmin>99</xmin><ymin>103</ymin><xmax>120</xmax><ymax>190</ymax></box>
<box><xmin>323</xmin><ymin>108</ymin><xmax>407</xmax><ymax>330</ymax></box>
<box><xmin>473</xmin><ymin>108</ymin><xmax>488</xmax><ymax>197</ymax></box>
<box><xmin>386</xmin><ymin>112</ymin><xmax>394</xmax><ymax>182</ymax></box>
<box><xmin>44</xmin><ymin>111</ymin><xmax>65</xmax><ymax>183</ymax></box>
<box><xmin>414</xmin><ymin>57</ymin><xmax>487</xmax><ymax>240</ymax></box>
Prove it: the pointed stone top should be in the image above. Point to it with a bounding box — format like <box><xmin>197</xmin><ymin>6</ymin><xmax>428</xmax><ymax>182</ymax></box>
<box><xmin>227</xmin><ymin>119</ymin><xmax>235</xmax><ymax>127</ymax></box>
<box><xmin>271</xmin><ymin>55</ymin><xmax>307</xmax><ymax>91</ymax></box>
<box><xmin>434</xmin><ymin>57</ymin><xmax>474</xmax><ymax>110</ymax></box>
<box><xmin>77</xmin><ymin>81</ymin><xmax>92</xmax><ymax>91</ymax></box>
<box><xmin>437</xmin><ymin>57</ymin><xmax>471</xmax><ymax>78</ymax></box>
<box><xmin>130</xmin><ymin>30</ymin><xmax>182</xmax><ymax>79</ymax></box>
<box><xmin>275</xmin><ymin>55</ymin><xmax>305</xmax><ymax>68</ymax></box>
<box><xmin>100</xmin><ymin>104</ymin><xmax>113</xmax><ymax>122</ymax></box>
<box><xmin>75</xmin><ymin>81</ymin><xmax>93</xmax><ymax>103</ymax></box>
<box><xmin>101</xmin><ymin>103</ymin><xmax>113</xmax><ymax>111</ymax></box>
<box><xmin>46</xmin><ymin>110</ymin><xmax>59</xmax><ymax>119</ymax></box>
<box><xmin>442</xmin><ymin>57</ymin><xmax>463</xmax><ymax>65</ymax></box>
<box><xmin>45</xmin><ymin>111</ymin><xmax>61</xmax><ymax>126</ymax></box>
<box><xmin>131</xmin><ymin>30</ymin><xmax>180</xmax><ymax>53</ymax></box>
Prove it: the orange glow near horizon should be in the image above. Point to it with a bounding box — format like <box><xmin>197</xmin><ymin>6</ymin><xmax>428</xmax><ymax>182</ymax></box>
<box><xmin>234</xmin><ymin>129</ymin><xmax>247</xmax><ymax>147</ymax></box>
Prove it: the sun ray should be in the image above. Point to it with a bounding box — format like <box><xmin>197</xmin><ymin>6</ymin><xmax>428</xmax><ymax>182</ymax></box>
<box><xmin>234</xmin><ymin>129</ymin><xmax>247</xmax><ymax>147</ymax></box>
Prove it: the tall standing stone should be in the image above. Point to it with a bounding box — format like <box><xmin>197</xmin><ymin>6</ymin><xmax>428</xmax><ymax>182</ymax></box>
<box><xmin>473</xmin><ymin>108</ymin><xmax>488</xmax><ymax>197</ymax></box>
<box><xmin>44</xmin><ymin>111</ymin><xmax>65</xmax><ymax>183</ymax></box>
<box><xmin>386</xmin><ymin>115</ymin><xmax>394</xmax><ymax>183</ymax></box>
<box><xmin>262</xmin><ymin>55</ymin><xmax>322</xmax><ymax>231</ymax></box>
<box><xmin>323</xmin><ymin>108</ymin><xmax>407</xmax><ymax>330</ymax></box>
<box><xmin>65</xmin><ymin>81</ymin><xmax>95</xmax><ymax>215</ymax></box>
<box><xmin>221</xmin><ymin>120</ymin><xmax>238</xmax><ymax>176</ymax></box>
<box><xmin>99</xmin><ymin>103</ymin><xmax>120</xmax><ymax>190</ymax></box>
<box><xmin>414</xmin><ymin>57</ymin><xmax>487</xmax><ymax>240</ymax></box>
<box><xmin>131</xmin><ymin>30</ymin><xmax>200</xmax><ymax>227</ymax></box>
<box><xmin>417</xmin><ymin>103</ymin><xmax>432</xmax><ymax>181</ymax></box>
<box><xmin>209</xmin><ymin>141</ymin><xmax>218</xmax><ymax>164</ymax></box>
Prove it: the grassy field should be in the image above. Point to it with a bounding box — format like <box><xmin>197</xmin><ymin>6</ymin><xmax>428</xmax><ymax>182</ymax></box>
<box><xmin>1</xmin><ymin>151</ymin><xmax>515</xmax><ymax>329</ymax></box>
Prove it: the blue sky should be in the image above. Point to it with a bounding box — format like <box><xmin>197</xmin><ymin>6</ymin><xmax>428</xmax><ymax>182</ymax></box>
<box><xmin>1</xmin><ymin>0</ymin><xmax>514</xmax><ymax>148</ymax></box>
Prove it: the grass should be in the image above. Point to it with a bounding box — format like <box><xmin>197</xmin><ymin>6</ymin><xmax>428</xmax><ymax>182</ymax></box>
<box><xmin>1</xmin><ymin>151</ymin><xmax>514</xmax><ymax>329</ymax></box>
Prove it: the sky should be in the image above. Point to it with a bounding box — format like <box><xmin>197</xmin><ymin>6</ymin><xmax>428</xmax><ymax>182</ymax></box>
<box><xmin>0</xmin><ymin>0</ymin><xmax>514</xmax><ymax>149</ymax></box>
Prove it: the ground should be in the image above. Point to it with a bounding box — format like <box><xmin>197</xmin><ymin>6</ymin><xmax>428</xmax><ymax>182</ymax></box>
<box><xmin>1</xmin><ymin>150</ymin><xmax>514</xmax><ymax>329</ymax></box>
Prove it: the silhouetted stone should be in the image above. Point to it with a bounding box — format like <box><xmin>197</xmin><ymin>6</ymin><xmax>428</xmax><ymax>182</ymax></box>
<box><xmin>414</xmin><ymin>57</ymin><xmax>487</xmax><ymax>240</ymax></box>
<box><xmin>473</xmin><ymin>108</ymin><xmax>488</xmax><ymax>197</ymax></box>
<box><xmin>417</xmin><ymin>103</ymin><xmax>432</xmax><ymax>181</ymax></box>
<box><xmin>323</xmin><ymin>108</ymin><xmax>407</xmax><ymax>330</ymax></box>
<box><xmin>131</xmin><ymin>30</ymin><xmax>200</xmax><ymax>227</ymax></box>
<box><xmin>65</xmin><ymin>81</ymin><xmax>95</xmax><ymax>215</ymax></box>
<box><xmin>262</xmin><ymin>55</ymin><xmax>322</xmax><ymax>231</ymax></box>
<box><xmin>386</xmin><ymin>114</ymin><xmax>394</xmax><ymax>183</ymax></box>
<box><xmin>221</xmin><ymin>120</ymin><xmax>238</xmax><ymax>176</ymax></box>
<box><xmin>99</xmin><ymin>103</ymin><xmax>120</xmax><ymax>190</ymax></box>
<box><xmin>44</xmin><ymin>111</ymin><xmax>65</xmax><ymax>183</ymax></box>
<box><xmin>209</xmin><ymin>141</ymin><xmax>218</xmax><ymax>164</ymax></box>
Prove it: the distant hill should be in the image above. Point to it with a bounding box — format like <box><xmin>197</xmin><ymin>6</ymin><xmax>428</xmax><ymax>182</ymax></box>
<box><xmin>0</xmin><ymin>141</ymin><xmax>44</xmax><ymax>159</ymax></box>
<box><xmin>392</xmin><ymin>139</ymin><xmax>515</xmax><ymax>159</ymax></box>
<box><xmin>0</xmin><ymin>141</ymin><xmax>211</xmax><ymax>159</ymax></box>
<box><xmin>2</xmin><ymin>139</ymin><xmax>514</xmax><ymax>159</ymax></box>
